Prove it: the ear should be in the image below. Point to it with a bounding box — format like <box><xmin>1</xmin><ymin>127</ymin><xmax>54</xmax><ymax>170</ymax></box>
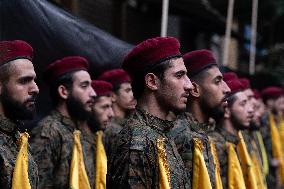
<box><xmin>145</xmin><ymin>73</ymin><xmax>158</xmax><ymax>91</ymax></box>
<box><xmin>111</xmin><ymin>92</ymin><xmax>117</xmax><ymax>103</ymax></box>
<box><xmin>58</xmin><ymin>85</ymin><xmax>69</xmax><ymax>100</ymax></box>
<box><xmin>224</xmin><ymin>106</ymin><xmax>231</xmax><ymax>119</ymax></box>
<box><xmin>189</xmin><ymin>82</ymin><xmax>201</xmax><ymax>97</ymax></box>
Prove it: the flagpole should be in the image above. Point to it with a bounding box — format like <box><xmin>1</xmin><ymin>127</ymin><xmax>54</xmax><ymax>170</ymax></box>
<box><xmin>161</xmin><ymin>0</ymin><xmax>169</xmax><ymax>37</ymax></box>
<box><xmin>249</xmin><ymin>0</ymin><xmax>258</xmax><ymax>75</ymax></box>
<box><xmin>222</xmin><ymin>0</ymin><xmax>234</xmax><ymax>66</ymax></box>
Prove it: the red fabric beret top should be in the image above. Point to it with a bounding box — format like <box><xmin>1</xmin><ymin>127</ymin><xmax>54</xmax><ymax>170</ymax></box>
<box><xmin>183</xmin><ymin>49</ymin><xmax>217</xmax><ymax>77</ymax></box>
<box><xmin>225</xmin><ymin>78</ymin><xmax>245</xmax><ymax>95</ymax></box>
<box><xmin>223</xmin><ymin>72</ymin><xmax>238</xmax><ymax>83</ymax></box>
<box><xmin>97</xmin><ymin>69</ymin><xmax>131</xmax><ymax>85</ymax></box>
<box><xmin>239</xmin><ymin>78</ymin><xmax>251</xmax><ymax>89</ymax></box>
<box><xmin>122</xmin><ymin>37</ymin><xmax>181</xmax><ymax>78</ymax></box>
<box><xmin>92</xmin><ymin>80</ymin><xmax>113</xmax><ymax>96</ymax></box>
<box><xmin>0</xmin><ymin>40</ymin><xmax>33</xmax><ymax>65</ymax></box>
<box><xmin>261</xmin><ymin>86</ymin><xmax>284</xmax><ymax>100</ymax></box>
<box><xmin>252</xmin><ymin>89</ymin><xmax>261</xmax><ymax>99</ymax></box>
<box><xmin>44</xmin><ymin>56</ymin><xmax>89</xmax><ymax>84</ymax></box>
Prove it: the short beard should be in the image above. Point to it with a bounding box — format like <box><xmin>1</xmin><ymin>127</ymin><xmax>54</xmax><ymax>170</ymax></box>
<box><xmin>1</xmin><ymin>86</ymin><xmax>36</xmax><ymax>120</ymax></box>
<box><xmin>87</xmin><ymin>114</ymin><xmax>101</xmax><ymax>132</ymax></box>
<box><xmin>231</xmin><ymin>112</ymin><xmax>247</xmax><ymax>130</ymax></box>
<box><xmin>200</xmin><ymin>96</ymin><xmax>225</xmax><ymax>123</ymax></box>
<box><xmin>66</xmin><ymin>94</ymin><xmax>91</xmax><ymax>121</ymax></box>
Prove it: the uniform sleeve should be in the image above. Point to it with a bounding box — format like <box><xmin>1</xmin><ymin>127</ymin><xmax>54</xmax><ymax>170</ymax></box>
<box><xmin>107</xmin><ymin>131</ymin><xmax>156</xmax><ymax>189</ymax></box>
<box><xmin>30</xmin><ymin>126</ymin><xmax>61</xmax><ymax>189</ymax></box>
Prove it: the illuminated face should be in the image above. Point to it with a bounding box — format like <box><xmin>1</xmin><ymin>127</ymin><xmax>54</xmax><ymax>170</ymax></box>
<box><xmin>93</xmin><ymin>96</ymin><xmax>114</xmax><ymax>130</ymax></box>
<box><xmin>1</xmin><ymin>59</ymin><xmax>39</xmax><ymax>120</ymax></box>
<box><xmin>113</xmin><ymin>82</ymin><xmax>136</xmax><ymax>111</ymax></box>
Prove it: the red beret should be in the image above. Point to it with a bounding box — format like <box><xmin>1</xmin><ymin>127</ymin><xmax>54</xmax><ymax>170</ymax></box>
<box><xmin>0</xmin><ymin>40</ymin><xmax>33</xmax><ymax>65</ymax></box>
<box><xmin>252</xmin><ymin>89</ymin><xmax>261</xmax><ymax>99</ymax></box>
<box><xmin>183</xmin><ymin>49</ymin><xmax>217</xmax><ymax>77</ymax></box>
<box><xmin>261</xmin><ymin>86</ymin><xmax>284</xmax><ymax>101</ymax></box>
<box><xmin>223</xmin><ymin>72</ymin><xmax>238</xmax><ymax>83</ymax></box>
<box><xmin>97</xmin><ymin>69</ymin><xmax>131</xmax><ymax>85</ymax></box>
<box><xmin>225</xmin><ymin>78</ymin><xmax>245</xmax><ymax>95</ymax></box>
<box><xmin>92</xmin><ymin>80</ymin><xmax>113</xmax><ymax>96</ymax></box>
<box><xmin>239</xmin><ymin>78</ymin><xmax>251</xmax><ymax>89</ymax></box>
<box><xmin>122</xmin><ymin>37</ymin><xmax>181</xmax><ymax>78</ymax></box>
<box><xmin>44</xmin><ymin>56</ymin><xmax>89</xmax><ymax>84</ymax></box>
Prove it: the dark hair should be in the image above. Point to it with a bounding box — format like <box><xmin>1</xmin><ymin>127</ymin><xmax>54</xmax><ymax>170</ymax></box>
<box><xmin>0</xmin><ymin>63</ymin><xmax>14</xmax><ymax>84</ymax></box>
<box><xmin>190</xmin><ymin>64</ymin><xmax>217</xmax><ymax>85</ymax></box>
<box><xmin>131</xmin><ymin>58</ymin><xmax>176</xmax><ymax>99</ymax></box>
<box><xmin>49</xmin><ymin>71</ymin><xmax>75</xmax><ymax>106</ymax></box>
<box><xmin>226</xmin><ymin>93</ymin><xmax>238</xmax><ymax>107</ymax></box>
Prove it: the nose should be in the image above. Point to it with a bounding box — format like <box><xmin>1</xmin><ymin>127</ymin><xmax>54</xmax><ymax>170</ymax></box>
<box><xmin>223</xmin><ymin>81</ymin><xmax>231</xmax><ymax>95</ymax></box>
<box><xmin>90</xmin><ymin>86</ymin><xmax>97</xmax><ymax>98</ymax></box>
<box><xmin>184</xmin><ymin>76</ymin><xmax>193</xmax><ymax>91</ymax></box>
<box><xmin>247</xmin><ymin>102</ymin><xmax>254</xmax><ymax>115</ymax></box>
<box><xmin>108</xmin><ymin>108</ymin><xmax>114</xmax><ymax>119</ymax></box>
<box><xmin>29</xmin><ymin>80</ymin><xmax>39</xmax><ymax>95</ymax></box>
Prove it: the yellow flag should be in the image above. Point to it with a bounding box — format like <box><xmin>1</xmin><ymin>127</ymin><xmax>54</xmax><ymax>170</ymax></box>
<box><xmin>12</xmin><ymin>132</ymin><xmax>31</xmax><ymax>189</ymax></box>
<box><xmin>192</xmin><ymin>138</ymin><xmax>212</xmax><ymax>189</ymax></box>
<box><xmin>157</xmin><ymin>138</ymin><xmax>171</xmax><ymax>189</ymax></box>
<box><xmin>69</xmin><ymin>130</ymin><xmax>91</xmax><ymax>189</ymax></box>
<box><xmin>251</xmin><ymin>152</ymin><xmax>267</xmax><ymax>189</ymax></box>
<box><xmin>269</xmin><ymin>114</ymin><xmax>284</xmax><ymax>185</ymax></box>
<box><xmin>227</xmin><ymin>142</ymin><xmax>246</xmax><ymax>189</ymax></box>
<box><xmin>210</xmin><ymin>141</ymin><xmax>223</xmax><ymax>189</ymax></box>
<box><xmin>237</xmin><ymin>131</ymin><xmax>258</xmax><ymax>189</ymax></box>
<box><xmin>95</xmin><ymin>131</ymin><xmax>107</xmax><ymax>189</ymax></box>
<box><xmin>278</xmin><ymin>114</ymin><xmax>284</xmax><ymax>153</ymax></box>
<box><xmin>255</xmin><ymin>131</ymin><xmax>269</xmax><ymax>176</ymax></box>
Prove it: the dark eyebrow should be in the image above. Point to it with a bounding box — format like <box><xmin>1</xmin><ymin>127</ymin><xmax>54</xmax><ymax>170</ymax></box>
<box><xmin>175</xmin><ymin>70</ymin><xmax>187</xmax><ymax>76</ymax></box>
<box><xmin>80</xmin><ymin>80</ymin><xmax>90</xmax><ymax>85</ymax></box>
<box><xmin>18</xmin><ymin>76</ymin><xmax>35</xmax><ymax>83</ymax></box>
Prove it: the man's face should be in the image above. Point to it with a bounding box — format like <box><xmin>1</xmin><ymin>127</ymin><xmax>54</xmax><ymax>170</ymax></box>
<box><xmin>198</xmin><ymin>66</ymin><xmax>231</xmax><ymax>119</ymax></box>
<box><xmin>66</xmin><ymin>70</ymin><xmax>96</xmax><ymax>121</ymax></box>
<box><xmin>92</xmin><ymin>96</ymin><xmax>114</xmax><ymax>130</ymax></box>
<box><xmin>230</xmin><ymin>92</ymin><xmax>253</xmax><ymax>128</ymax></box>
<box><xmin>252</xmin><ymin>98</ymin><xmax>265</xmax><ymax>127</ymax></box>
<box><xmin>113</xmin><ymin>82</ymin><xmax>136</xmax><ymax>110</ymax></box>
<box><xmin>0</xmin><ymin>59</ymin><xmax>39</xmax><ymax>120</ymax></box>
<box><xmin>157</xmin><ymin>58</ymin><xmax>193</xmax><ymax>113</ymax></box>
<box><xmin>275</xmin><ymin>96</ymin><xmax>284</xmax><ymax>114</ymax></box>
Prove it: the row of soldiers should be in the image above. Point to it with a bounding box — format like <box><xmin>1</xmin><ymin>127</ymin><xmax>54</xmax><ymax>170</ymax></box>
<box><xmin>0</xmin><ymin>37</ymin><xmax>283</xmax><ymax>189</ymax></box>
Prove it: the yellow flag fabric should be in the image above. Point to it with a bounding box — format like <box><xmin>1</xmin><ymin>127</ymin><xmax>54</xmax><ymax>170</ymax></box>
<box><xmin>227</xmin><ymin>142</ymin><xmax>246</xmax><ymax>189</ymax></box>
<box><xmin>237</xmin><ymin>131</ymin><xmax>258</xmax><ymax>189</ymax></box>
<box><xmin>269</xmin><ymin>114</ymin><xmax>284</xmax><ymax>185</ymax></box>
<box><xmin>278</xmin><ymin>114</ymin><xmax>284</xmax><ymax>153</ymax></box>
<box><xmin>12</xmin><ymin>132</ymin><xmax>31</xmax><ymax>189</ymax></box>
<box><xmin>192</xmin><ymin>138</ymin><xmax>212</xmax><ymax>189</ymax></box>
<box><xmin>69</xmin><ymin>130</ymin><xmax>91</xmax><ymax>189</ymax></box>
<box><xmin>210</xmin><ymin>141</ymin><xmax>223</xmax><ymax>189</ymax></box>
<box><xmin>251</xmin><ymin>152</ymin><xmax>267</xmax><ymax>189</ymax></box>
<box><xmin>255</xmin><ymin>131</ymin><xmax>269</xmax><ymax>176</ymax></box>
<box><xmin>157</xmin><ymin>138</ymin><xmax>171</xmax><ymax>189</ymax></box>
<box><xmin>95</xmin><ymin>131</ymin><xmax>107</xmax><ymax>189</ymax></box>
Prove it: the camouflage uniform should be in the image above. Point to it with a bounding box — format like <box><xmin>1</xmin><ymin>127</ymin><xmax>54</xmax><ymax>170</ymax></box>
<box><xmin>104</xmin><ymin>117</ymin><xmax>125</xmax><ymax>158</ymax></box>
<box><xmin>169</xmin><ymin>112</ymin><xmax>216</xmax><ymax>188</ymax></box>
<box><xmin>30</xmin><ymin>111</ymin><xmax>97</xmax><ymax>189</ymax></box>
<box><xmin>107</xmin><ymin>108</ymin><xmax>190</xmax><ymax>189</ymax></box>
<box><xmin>260</xmin><ymin>113</ymin><xmax>278</xmax><ymax>188</ymax></box>
<box><xmin>208</xmin><ymin>127</ymin><xmax>239</xmax><ymax>188</ymax></box>
<box><xmin>0</xmin><ymin>116</ymin><xmax>39</xmax><ymax>189</ymax></box>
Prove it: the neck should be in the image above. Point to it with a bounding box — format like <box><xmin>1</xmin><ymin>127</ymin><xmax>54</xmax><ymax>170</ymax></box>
<box><xmin>56</xmin><ymin>102</ymin><xmax>70</xmax><ymax>118</ymax></box>
<box><xmin>112</xmin><ymin>103</ymin><xmax>126</xmax><ymax>119</ymax></box>
<box><xmin>188</xmin><ymin>101</ymin><xmax>208</xmax><ymax>123</ymax></box>
<box><xmin>222</xmin><ymin>118</ymin><xmax>238</xmax><ymax>136</ymax></box>
<box><xmin>138</xmin><ymin>93</ymin><xmax>168</xmax><ymax>120</ymax></box>
<box><xmin>0</xmin><ymin>103</ymin><xmax>6</xmax><ymax>118</ymax></box>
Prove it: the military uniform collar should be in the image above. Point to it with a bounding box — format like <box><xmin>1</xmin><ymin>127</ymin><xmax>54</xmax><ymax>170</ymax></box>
<box><xmin>0</xmin><ymin>114</ymin><xmax>19</xmax><ymax>133</ymax></box>
<box><xmin>112</xmin><ymin>116</ymin><xmax>125</xmax><ymax>125</ymax></box>
<box><xmin>137</xmin><ymin>108</ymin><xmax>174</xmax><ymax>133</ymax></box>
<box><xmin>182</xmin><ymin>112</ymin><xmax>211</xmax><ymax>132</ymax></box>
<box><xmin>51</xmin><ymin>110</ymin><xmax>77</xmax><ymax>131</ymax></box>
<box><xmin>217</xmin><ymin>127</ymin><xmax>239</xmax><ymax>145</ymax></box>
